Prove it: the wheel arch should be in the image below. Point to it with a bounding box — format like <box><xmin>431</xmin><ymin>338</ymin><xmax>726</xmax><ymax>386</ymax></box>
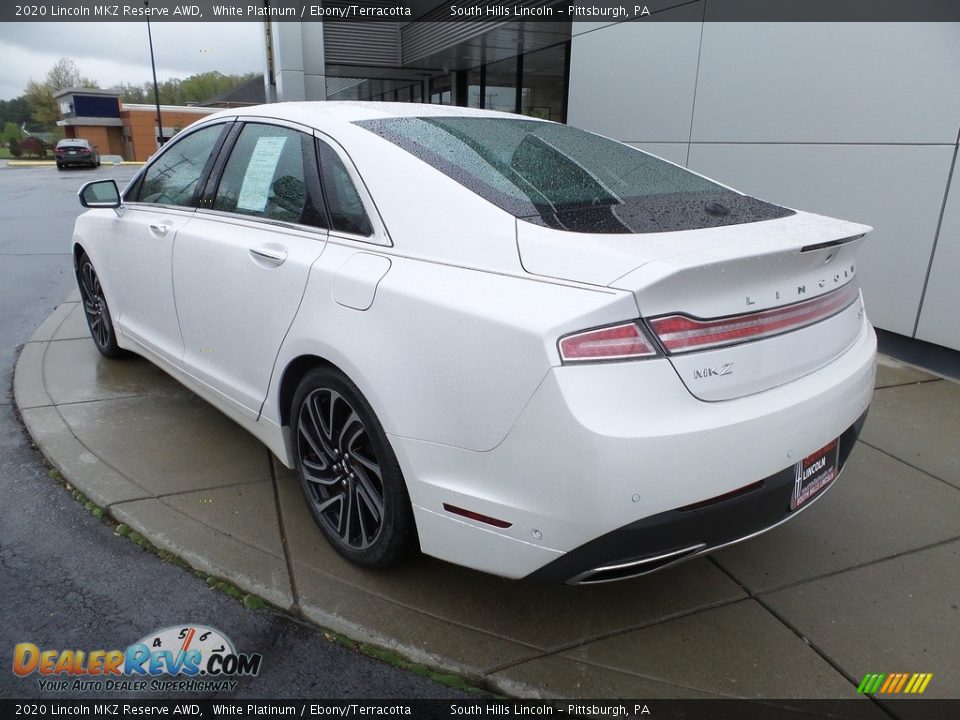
<box><xmin>275</xmin><ymin>352</ymin><xmax>394</xmax><ymax>469</ymax></box>
<box><xmin>277</xmin><ymin>353</ymin><xmax>343</xmax><ymax>430</ymax></box>
<box><xmin>72</xmin><ymin>242</ymin><xmax>86</xmax><ymax>270</ymax></box>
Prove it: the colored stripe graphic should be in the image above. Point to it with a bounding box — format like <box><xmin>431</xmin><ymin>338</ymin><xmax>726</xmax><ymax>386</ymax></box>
<box><xmin>858</xmin><ymin>672</ymin><xmax>933</xmax><ymax>694</ymax></box>
<box><xmin>857</xmin><ymin>673</ymin><xmax>882</xmax><ymax>694</ymax></box>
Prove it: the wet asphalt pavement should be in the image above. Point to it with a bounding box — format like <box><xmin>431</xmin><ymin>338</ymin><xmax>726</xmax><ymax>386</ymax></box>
<box><xmin>0</xmin><ymin>163</ymin><xmax>466</xmax><ymax>700</ymax></box>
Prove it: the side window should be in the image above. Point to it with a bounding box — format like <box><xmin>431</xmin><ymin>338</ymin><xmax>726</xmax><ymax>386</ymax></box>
<box><xmin>137</xmin><ymin>124</ymin><xmax>225</xmax><ymax>207</ymax></box>
<box><xmin>213</xmin><ymin>124</ymin><xmax>324</xmax><ymax>227</ymax></box>
<box><xmin>318</xmin><ymin>141</ymin><xmax>374</xmax><ymax>237</ymax></box>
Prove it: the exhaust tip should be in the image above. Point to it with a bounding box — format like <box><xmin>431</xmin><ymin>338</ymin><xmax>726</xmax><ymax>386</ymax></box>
<box><xmin>568</xmin><ymin>544</ymin><xmax>707</xmax><ymax>585</ymax></box>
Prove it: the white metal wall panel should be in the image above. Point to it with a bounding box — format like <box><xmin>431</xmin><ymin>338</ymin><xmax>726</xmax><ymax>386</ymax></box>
<box><xmin>916</xmin><ymin>154</ymin><xmax>960</xmax><ymax>349</ymax></box>
<box><xmin>567</xmin><ymin>21</ymin><xmax>702</xmax><ymax>143</ymax></box>
<box><xmin>691</xmin><ymin>23</ymin><xmax>960</xmax><ymax>144</ymax></box>
<box><xmin>628</xmin><ymin>142</ymin><xmax>690</xmax><ymax>167</ymax></box>
<box><xmin>566</xmin><ymin>19</ymin><xmax>960</xmax><ymax>350</ymax></box>
<box><xmin>686</xmin><ymin>143</ymin><xmax>955</xmax><ymax>339</ymax></box>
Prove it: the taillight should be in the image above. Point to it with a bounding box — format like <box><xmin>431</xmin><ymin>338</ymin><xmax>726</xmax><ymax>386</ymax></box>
<box><xmin>649</xmin><ymin>282</ymin><xmax>860</xmax><ymax>354</ymax></box>
<box><xmin>559</xmin><ymin>322</ymin><xmax>658</xmax><ymax>363</ymax></box>
<box><xmin>54</xmin><ymin>148</ymin><xmax>64</xmax><ymax>155</ymax></box>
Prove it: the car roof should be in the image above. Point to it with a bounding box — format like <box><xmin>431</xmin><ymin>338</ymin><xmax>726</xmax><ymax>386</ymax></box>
<box><xmin>201</xmin><ymin>101</ymin><xmax>551</xmax><ymax>128</ymax></box>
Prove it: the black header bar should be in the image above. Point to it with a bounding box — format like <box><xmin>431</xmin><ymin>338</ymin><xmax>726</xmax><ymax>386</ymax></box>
<box><xmin>4</xmin><ymin>0</ymin><xmax>960</xmax><ymax>23</ymax></box>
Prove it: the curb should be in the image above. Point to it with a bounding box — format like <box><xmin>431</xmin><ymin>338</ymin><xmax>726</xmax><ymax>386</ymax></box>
<box><xmin>12</xmin><ymin>299</ymin><xmax>506</xmax><ymax>698</ymax></box>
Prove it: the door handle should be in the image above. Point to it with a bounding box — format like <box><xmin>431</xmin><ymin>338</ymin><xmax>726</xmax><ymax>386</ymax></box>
<box><xmin>149</xmin><ymin>223</ymin><xmax>170</xmax><ymax>236</ymax></box>
<box><xmin>249</xmin><ymin>247</ymin><xmax>288</xmax><ymax>266</ymax></box>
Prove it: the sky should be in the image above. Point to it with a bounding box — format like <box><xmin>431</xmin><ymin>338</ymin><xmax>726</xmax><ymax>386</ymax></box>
<box><xmin>0</xmin><ymin>23</ymin><xmax>263</xmax><ymax>100</ymax></box>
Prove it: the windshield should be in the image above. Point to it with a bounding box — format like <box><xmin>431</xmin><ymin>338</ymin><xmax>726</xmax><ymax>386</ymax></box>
<box><xmin>356</xmin><ymin>116</ymin><xmax>793</xmax><ymax>234</ymax></box>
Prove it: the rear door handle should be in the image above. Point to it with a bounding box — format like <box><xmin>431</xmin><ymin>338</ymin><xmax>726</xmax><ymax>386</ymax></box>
<box><xmin>149</xmin><ymin>223</ymin><xmax>170</xmax><ymax>236</ymax></box>
<box><xmin>249</xmin><ymin>247</ymin><xmax>288</xmax><ymax>266</ymax></box>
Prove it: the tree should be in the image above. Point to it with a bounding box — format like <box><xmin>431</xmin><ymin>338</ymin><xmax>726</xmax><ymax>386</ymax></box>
<box><xmin>180</xmin><ymin>71</ymin><xmax>235</xmax><ymax>103</ymax></box>
<box><xmin>113</xmin><ymin>72</ymin><xmax>260</xmax><ymax>107</ymax></box>
<box><xmin>24</xmin><ymin>58</ymin><xmax>99</xmax><ymax>129</ymax></box>
<box><xmin>19</xmin><ymin>136</ymin><xmax>47</xmax><ymax>159</ymax></box>
<box><xmin>0</xmin><ymin>96</ymin><xmax>32</xmax><ymax>127</ymax></box>
<box><xmin>8</xmin><ymin>139</ymin><xmax>22</xmax><ymax>157</ymax></box>
<box><xmin>1</xmin><ymin>121</ymin><xmax>22</xmax><ymax>146</ymax></box>
<box><xmin>113</xmin><ymin>82</ymin><xmax>148</xmax><ymax>104</ymax></box>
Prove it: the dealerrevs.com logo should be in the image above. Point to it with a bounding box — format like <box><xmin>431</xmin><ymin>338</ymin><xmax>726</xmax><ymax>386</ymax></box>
<box><xmin>13</xmin><ymin>625</ymin><xmax>262</xmax><ymax>693</ymax></box>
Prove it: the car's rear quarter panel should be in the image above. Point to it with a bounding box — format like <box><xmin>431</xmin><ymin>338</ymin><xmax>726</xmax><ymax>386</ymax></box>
<box><xmin>268</xmin><ymin>245</ymin><xmax>640</xmax><ymax>454</ymax></box>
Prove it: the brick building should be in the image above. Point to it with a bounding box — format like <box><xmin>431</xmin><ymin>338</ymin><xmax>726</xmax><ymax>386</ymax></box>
<box><xmin>54</xmin><ymin>88</ymin><xmax>220</xmax><ymax>161</ymax></box>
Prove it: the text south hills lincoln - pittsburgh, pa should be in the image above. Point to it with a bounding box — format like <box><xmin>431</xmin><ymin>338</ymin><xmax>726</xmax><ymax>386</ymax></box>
<box><xmin>451</xmin><ymin>5</ymin><xmax>651</xmax><ymax>19</ymax></box>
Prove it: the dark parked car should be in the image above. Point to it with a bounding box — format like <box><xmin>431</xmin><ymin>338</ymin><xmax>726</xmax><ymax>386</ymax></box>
<box><xmin>55</xmin><ymin>139</ymin><xmax>100</xmax><ymax>170</ymax></box>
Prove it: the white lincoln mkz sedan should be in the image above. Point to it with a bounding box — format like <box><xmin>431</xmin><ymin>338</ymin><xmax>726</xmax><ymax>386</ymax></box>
<box><xmin>73</xmin><ymin>102</ymin><xmax>875</xmax><ymax>584</ymax></box>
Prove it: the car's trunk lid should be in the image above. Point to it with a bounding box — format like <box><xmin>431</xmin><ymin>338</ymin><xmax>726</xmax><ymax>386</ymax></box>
<box><xmin>517</xmin><ymin>210</ymin><xmax>872</xmax><ymax>400</ymax></box>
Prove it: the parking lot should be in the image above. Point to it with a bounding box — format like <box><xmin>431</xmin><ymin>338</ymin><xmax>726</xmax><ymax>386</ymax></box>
<box><xmin>5</xmin><ymin>163</ymin><xmax>960</xmax><ymax>709</ymax></box>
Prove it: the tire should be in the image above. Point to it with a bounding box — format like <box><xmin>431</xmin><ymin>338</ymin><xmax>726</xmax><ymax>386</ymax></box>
<box><xmin>56</xmin><ymin>164</ymin><xmax>64</xmax><ymax>171</ymax></box>
<box><xmin>75</xmin><ymin>252</ymin><xmax>126</xmax><ymax>359</ymax></box>
<box><xmin>291</xmin><ymin>366</ymin><xmax>415</xmax><ymax>568</ymax></box>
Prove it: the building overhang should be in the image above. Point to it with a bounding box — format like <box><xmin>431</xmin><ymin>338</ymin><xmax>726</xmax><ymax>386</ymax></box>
<box><xmin>57</xmin><ymin>117</ymin><xmax>124</xmax><ymax>127</ymax></box>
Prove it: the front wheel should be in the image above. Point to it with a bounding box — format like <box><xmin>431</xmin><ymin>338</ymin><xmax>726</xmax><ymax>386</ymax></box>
<box><xmin>76</xmin><ymin>252</ymin><xmax>125</xmax><ymax>359</ymax></box>
<box><xmin>291</xmin><ymin>367</ymin><xmax>415</xmax><ymax>568</ymax></box>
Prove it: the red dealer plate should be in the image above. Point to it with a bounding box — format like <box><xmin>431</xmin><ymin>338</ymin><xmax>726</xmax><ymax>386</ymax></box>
<box><xmin>791</xmin><ymin>438</ymin><xmax>840</xmax><ymax>511</ymax></box>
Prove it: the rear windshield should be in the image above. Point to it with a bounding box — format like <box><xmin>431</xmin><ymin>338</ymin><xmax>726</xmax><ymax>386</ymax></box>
<box><xmin>356</xmin><ymin>117</ymin><xmax>793</xmax><ymax>234</ymax></box>
<box><xmin>58</xmin><ymin>140</ymin><xmax>89</xmax><ymax>147</ymax></box>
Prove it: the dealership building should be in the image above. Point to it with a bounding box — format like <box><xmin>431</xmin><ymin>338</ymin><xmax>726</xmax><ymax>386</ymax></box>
<box><xmin>257</xmin><ymin>10</ymin><xmax>959</xmax><ymax>353</ymax></box>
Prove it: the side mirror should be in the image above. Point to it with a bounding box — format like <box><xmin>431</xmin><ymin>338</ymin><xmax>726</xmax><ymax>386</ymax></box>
<box><xmin>79</xmin><ymin>179</ymin><xmax>120</xmax><ymax>209</ymax></box>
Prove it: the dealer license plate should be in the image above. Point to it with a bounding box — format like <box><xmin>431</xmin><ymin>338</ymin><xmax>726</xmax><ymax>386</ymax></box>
<box><xmin>790</xmin><ymin>438</ymin><xmax>840</xmax><ymax>511</ymax></box>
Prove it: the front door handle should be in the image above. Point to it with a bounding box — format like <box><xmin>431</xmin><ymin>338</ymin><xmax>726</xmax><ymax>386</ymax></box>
<box><xmin>249</xmin><ymin>247</ymin><xmax>288</xmax><ymax>266</ymax></box>
<box><xmin>149</xmin><ymin>223</ymin><xmax>170</xmax><ymax>236</ymax></box>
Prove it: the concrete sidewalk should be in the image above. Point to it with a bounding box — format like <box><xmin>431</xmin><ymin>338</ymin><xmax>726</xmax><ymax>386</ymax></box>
<box><xmin>14</xmin><ymin>294</ymin><xmax>960</xmax><ymax>704</ymax></box>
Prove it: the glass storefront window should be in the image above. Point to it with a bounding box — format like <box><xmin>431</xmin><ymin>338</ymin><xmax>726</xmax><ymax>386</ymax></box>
<box><xmin>429</xmin><ymin>76</ymin><xmax>452</xmax><ymax>105</ymax></box>
<box><xmin>519</xmin><ymin>44</ymin><xmax>567</xmax><ymax>122</ymax></box>
<box><xmin>467</xmin><ymin>68</ymin><xmax>483</xmax><ymax>108</ymax></box>
<box><xmin>460</xmin><ymin>42</ymin><xmax>569</xmax><ymax>121</ymax></box>
<box><xmin>484</xmin><ymin>56</ymin><xmax>518</xmax><ymax>113</ymax></box>
<box><xmin>327</xmin><ymin>78</ymin><xmax>426</xmax><ymax>104</ymax></box>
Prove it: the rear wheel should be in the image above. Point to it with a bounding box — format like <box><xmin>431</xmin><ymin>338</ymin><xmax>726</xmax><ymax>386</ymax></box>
<box><xmin>291</xmin><ymin>366</ymin><xmax>415</xmax><ymax>567</ymax></box>
<box><xmin>76</xmin><ymin>252</ymin><xmax>125</xmax><ymax>359</ymax></box>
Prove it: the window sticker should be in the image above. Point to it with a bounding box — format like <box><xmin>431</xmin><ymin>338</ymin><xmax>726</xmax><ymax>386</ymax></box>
<box><xmin>236</xmin><ymin>136</ymin><xmax>288</xmax><ymax>212</ymax></box>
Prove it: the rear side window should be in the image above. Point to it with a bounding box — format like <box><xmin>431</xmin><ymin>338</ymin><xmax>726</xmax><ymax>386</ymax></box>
<box><xmin>356</xmin><ymin>117</ymin><xmax>793</xmax><ymax>234</ymax></box>
<box><xmin>318</xmin><ymin>141</ymin><xmax>373</xmax><ymax>237</ymax></box>
<box><xmin>213</xmin><ymin>123</ymin><xmax>325</xmax><ymax>228</ymax></box>
<box><xmin>137</xmin><ymin>124</ymin><xmax>225</xmax><ymax>207</ymax></box>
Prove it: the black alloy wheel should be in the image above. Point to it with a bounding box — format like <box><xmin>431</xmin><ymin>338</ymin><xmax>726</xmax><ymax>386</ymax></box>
<box><xmin>76</xmin><ymin>253</ymin><xmax>125</xmax><ymax>359</ymax></box>
<box><xmin>292</xmin><ymin>367</ymin><xmax>414</xmax><ymax>567</ymax></box>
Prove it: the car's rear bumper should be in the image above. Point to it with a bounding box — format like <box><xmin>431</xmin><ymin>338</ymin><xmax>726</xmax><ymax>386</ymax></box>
<box><xmin>393</xmin><ymin>320</ymin><xmax>876</xmax><ymax>581</ymax></box>
<box><xmin>57</xmin><ymin>155</ymin><xmax>96</xmax><ymax>166</ymax></box>
<box><xmin>526</xmin><ymin>408</ymin><xmax>867</xmax><ymax>584</ymax></box>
